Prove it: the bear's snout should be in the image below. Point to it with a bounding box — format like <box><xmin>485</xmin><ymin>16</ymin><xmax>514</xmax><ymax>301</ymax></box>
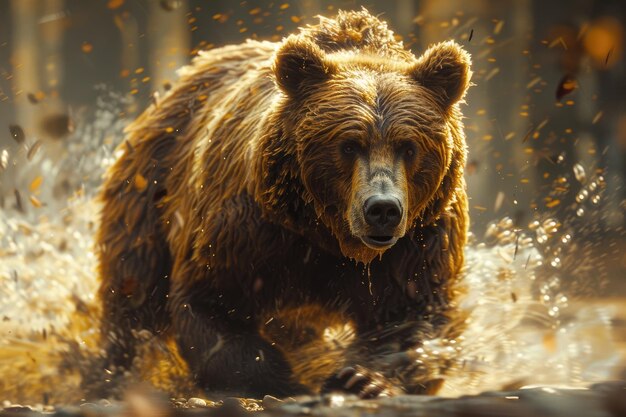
<box><xmin>347</xmin><ymin>159</ymin><xmax>409</xmax><ymax>251</ymax></box>
<box><xmin>362</xmin><ymin>195</ymin><xmax>402</xmax><ymax>245</ymax></box>
<box><xmin>356</xmin><ymin>194</ymin><xmax>404</xmax><ymax>249</ymax></box>
<box><xmin>364</xmin><ymin>195</ymin><xmax>402</xmax><ymax>228</ymax></box>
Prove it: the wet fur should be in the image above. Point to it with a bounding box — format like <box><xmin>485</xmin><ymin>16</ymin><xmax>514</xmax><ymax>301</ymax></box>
<box><xmin>94</xmin><ymin>9</ymin><xmax>471</xmax><ymax>398</ymax></box>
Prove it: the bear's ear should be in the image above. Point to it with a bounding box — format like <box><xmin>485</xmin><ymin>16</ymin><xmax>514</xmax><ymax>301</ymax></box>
<box><xmin>273</xmin><ymin>35</ymin><xmax>337</xmax><ymax>96</ymax></box>
<box><xmin>410</xmin><ymin>41</ymin><xmax>472</xmax><ymax>110</ymax></box>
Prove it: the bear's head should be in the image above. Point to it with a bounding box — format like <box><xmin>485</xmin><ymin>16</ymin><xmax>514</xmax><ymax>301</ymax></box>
<box><xmin>257</xmin><ymin>35</ymin><xmax>471</xmax><ymax>264</ymax></box>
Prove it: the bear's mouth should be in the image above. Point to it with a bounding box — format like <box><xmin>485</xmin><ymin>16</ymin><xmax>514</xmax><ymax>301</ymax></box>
<box><xmin>361</xmin><ymin>235</ymin><xmax>398</xmax><ymax>249</ymax></box>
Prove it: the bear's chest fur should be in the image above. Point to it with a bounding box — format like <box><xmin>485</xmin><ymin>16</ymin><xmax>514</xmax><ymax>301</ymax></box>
<box><xmin>192</xmin><ymin>212</ymin><xmax>418</xmax><ymax>330</ymax></box>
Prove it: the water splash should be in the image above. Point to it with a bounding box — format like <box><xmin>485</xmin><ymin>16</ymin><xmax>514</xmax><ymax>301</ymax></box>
<box><xmin>436</xmin><ymin>164</ymin><xmax>621</xmax><ymax>396</ymax></box>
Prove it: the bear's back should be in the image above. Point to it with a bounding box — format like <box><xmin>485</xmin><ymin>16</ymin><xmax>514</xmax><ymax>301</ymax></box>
<box><xmin>164</xmin><ymin>40</ymin><xmax>278</xmax><ymax>202</ymax></box>
<box><xmin>153</xmin><ymin>9</ymin><xmax>413</xmax><ymax>213</ymax></box>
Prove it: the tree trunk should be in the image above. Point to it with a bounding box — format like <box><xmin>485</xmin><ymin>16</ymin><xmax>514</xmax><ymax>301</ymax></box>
<box><xmin>147</xmin><ymin>0</ymin><xmax>190</xmax><ymax>92</ymax></box>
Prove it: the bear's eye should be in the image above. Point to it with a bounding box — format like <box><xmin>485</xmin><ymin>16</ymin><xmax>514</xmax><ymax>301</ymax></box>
<box><xmin>341</xmin><ymin>142</ymin><xmax>360</xmax><ymax>156</ymax></box>
<box><xmin>399</xmin><ymin>143</ymin><xmax>416</xmax><ymax>160</ymax></box>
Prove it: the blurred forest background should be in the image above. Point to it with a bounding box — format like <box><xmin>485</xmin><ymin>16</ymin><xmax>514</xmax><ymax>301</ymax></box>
<box><xmin>0</xmin><ymin>0</ymin><xmax>624</xmax><ymax>290</ymax></box>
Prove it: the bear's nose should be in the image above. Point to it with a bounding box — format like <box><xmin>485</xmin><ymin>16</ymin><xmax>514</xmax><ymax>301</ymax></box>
<box><xmin>363</xmin><ymin>196</ymin><xmax>402</xmax><ymax>228</ymax></box>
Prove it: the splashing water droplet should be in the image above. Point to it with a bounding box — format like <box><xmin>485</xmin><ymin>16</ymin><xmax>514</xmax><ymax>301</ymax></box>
<box><xmin>498</xmin><ymin>217</ymin><xmax>513</xmax><ymax>229</ymax></box>
<box><xmin>576</xmin><ymin>189</ymin><xmax>589</xmax><ymax>203</ymax></box>
<box><xmin>542</xmin><ymin>218</ymin><xmax>560</xmax><ymax>235</ymax></box>
<box><xmin>591</xmin><ymin>194</ymin><xmax>601</xmax><ymax>205</ymax></box>
<box><xmin>546</xmin><ymin>276</ymin><xmax>561</xmax><ymax>289</ymax></box>
<box><xmin>573</xmin><ymin>163</ymin><xmax>586</xmax><ymax>183</ymax></box>
<box><xmin>536</xmin><ymin>227</ymin><xmax>548</xmax><ymax>244</ymax></box>
<box><xmin>0</xmin><ymin>149</ymin><xmax>8</xmax><ymax>171</ymax></box>
<box><xmin>577</xmin><ymin>207</ymin><xmax>585</xmax><ymax>217</ymax></box>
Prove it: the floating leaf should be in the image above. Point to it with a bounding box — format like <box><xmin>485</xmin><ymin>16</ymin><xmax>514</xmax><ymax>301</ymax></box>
<box><xmin>30</xmin><ymin>176</ymin><xmax>43</xmax><ymax>192</ymax></box>
<box><xmin>493</xmin><ymin>20</ymin><xmax>504</xmax><ymax>35</ymax></box>
<box><xmin>555</xmin><ymin>75</ymin><xmax>577</xmax><ymax>101</ymax></box>
<box><xmin>9</xmin><ymin>124</ymin><xmax>25</xmax><ymax>143</ymax></box>
<box><xmin>543</xmin><ymin>332</ymin><xmax>557</xmax><ymax>353</ymax></box>
<box><xmin>546</xmin><ymin>199</ymin><xmax>561</xmax><ymax>208</ymax></box>
<box><xmin>107</xmin><ymin>0</ymin><xmax>125</xmax><ymax>9</ymax></box>
<box><xmin>81</xmin><ymin>42</ymin><xmax>93</xmax><ymax>54</ymax></box>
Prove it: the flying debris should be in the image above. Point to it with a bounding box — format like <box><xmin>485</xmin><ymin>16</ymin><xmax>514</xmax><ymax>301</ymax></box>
<box><xmin>27</xmin><ymin>141</ymin><xmax>42</xmax><ymax>161</ymax></box>
<box><xmin>605</xmin><ymin>47</ymin><xmax>613</xmax><ymax>65</ymax></box>
<box><xmin>9</xmin><ymin>124</ymin><xmax>25</xmax><ymax>144</ymax></box>
<box><xmin>40</xmin><ymin>113</ymin><xmax>74</xmax><ymax>140</ymax></box>
<box><xmin>160</xmin><ymin>0</ymin><xmax>183</xmax><ymax>12</ymax></box>
<box><xmin>555</xmin><ymin>75</ymin><xmax>577</xmax><ymax>101</ymax></box>
<box><xmin>0</xmin><ymin>149</ymin><xmax>8</xmax><ymax>171</ymax></box>
<box><xmin>27</xmin><ymin>93</ymin><xmax>39</xmax><ymax>104</ymax></box>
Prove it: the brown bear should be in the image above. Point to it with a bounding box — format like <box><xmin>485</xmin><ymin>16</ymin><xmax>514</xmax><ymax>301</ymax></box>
<box><xmin>94</xmin><ymin>9</ymin><xmax>471</xmax><ymax>399</ymax></box>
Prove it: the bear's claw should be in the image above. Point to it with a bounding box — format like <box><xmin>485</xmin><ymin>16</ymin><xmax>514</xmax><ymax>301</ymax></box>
<box><xmin>321</xmin><ymin>365</ymin><xmax>402</xmax><ymax>399</ymax></box>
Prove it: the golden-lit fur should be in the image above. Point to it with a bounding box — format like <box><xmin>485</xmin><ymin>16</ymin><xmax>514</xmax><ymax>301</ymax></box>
<box><xmin>94</xmin><ymin>9</ymin><xmax>472</xmax><ymax>398</ymax></box>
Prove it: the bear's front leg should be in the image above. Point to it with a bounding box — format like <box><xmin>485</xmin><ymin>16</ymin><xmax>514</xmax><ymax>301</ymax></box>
<box><xmin>323</xmin><ymin>207</ymin><xmax>466</xmax><ymax>398</ymax></box>
<box><xmin>321</xmin><ymin>321</ymin><xmax>444</xmax><ymax>398</ymax></box>
<box><xmin>170</xmin><ymin>278</ymin><xmax>309</xmax><ymax>398</ymax></box>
